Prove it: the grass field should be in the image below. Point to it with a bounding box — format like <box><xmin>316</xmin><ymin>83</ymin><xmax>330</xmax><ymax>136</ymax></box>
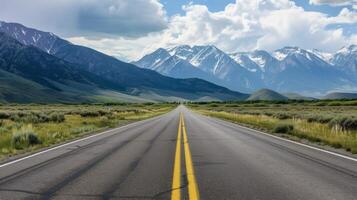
<box><xmin>188</xmin><ymin>100</ymin><xmax>357</xmax><ymax>154</ymax></box>
<box><xmin>0</xmin><ymin>103</ymin><xmax>175</xmax><ymax>159</ymax></box>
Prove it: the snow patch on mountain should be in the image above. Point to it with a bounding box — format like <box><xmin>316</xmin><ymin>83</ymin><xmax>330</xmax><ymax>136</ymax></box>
<box><xmin>249</xmin><ymin>55</ymin><xmax>266</xmax><ymax>68</ymax></box>
<box><xmin>308</xmin><ymin>49</ymin><xmax>333</xmax><ymax>62</ymax></box>
<box><xmin>273</xmin><ymin>51</ymin><xmax>288</xmax><ymax>61</ymax></box>
<box><xmin>336</xmin><ymin>45</ymin><xmax>357</xmax><ymax>55</ymax></box>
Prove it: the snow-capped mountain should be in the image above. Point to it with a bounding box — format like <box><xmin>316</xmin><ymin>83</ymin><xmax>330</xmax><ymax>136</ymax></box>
<box><xmin>331</xmin><ymin>45</ymin><xmax>357</xmax><ymax>75</ymax></box>
<box><xmin>133</xmin><ymin>47</ymin><xmax>220</xmax><ymax>84</ymax></box>
<box><xmin>134</xmin><ymin>45</ymin><xmax>264</xmax><ymax>92</ymax></box>
<box><xmin>0</xmin><ymin>21</ymin><xmax>249</xmax><ymax>101</ymax></box>
<box><xmin>266</xmin><ymin>47</ymin><xmax>351</xmax><ymax>93</ymax></box>
<box><xmin>135</xmin><ymin>45</ymin><xmax>357</xmax><ymax>95</ymax></box>
<box><xmin>307</xmin><ymin>49</ymin><xmax>333</xmax><ymax>63</ymax></box>
<box><xmin>0</xmin><ymin>21</ymin><xmax>70</xmax><ymax>54</ymax></box>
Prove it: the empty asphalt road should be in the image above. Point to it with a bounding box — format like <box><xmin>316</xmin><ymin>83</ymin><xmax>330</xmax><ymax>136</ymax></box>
<box><xmin>0</xmin><ymin>105</ymin><xmax>356</xmax><ymax>200</ymax></box>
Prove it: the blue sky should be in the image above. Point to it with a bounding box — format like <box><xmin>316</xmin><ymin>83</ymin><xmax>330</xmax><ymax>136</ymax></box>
<box><xmin>162</xmin><ymin>0</ymin><xmax>347</xmax><ymax>16</ymax></box>
<box><xmin>162</xmin><ymin>0</ymin><xmax>236</xmax><ymax>15</ymax></box>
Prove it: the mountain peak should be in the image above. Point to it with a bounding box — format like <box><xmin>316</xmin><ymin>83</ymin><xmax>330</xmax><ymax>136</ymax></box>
<box><xmin>273</xmin><ymin>46</ymin><xmax>323</xmax><ymax>62</ymax></box>
<box><xmin>337</xmin><ymin>45</ymin><xmax>357</xmax><ymax>54</ymax></box>
<box><xmin>247</xmin><ymin>89</ymin><xmax>288</xmax><ymax>101</ymax></box>
<box><xmin>273</xmin><ymin>47</ymin><xmax>296</xmax><ymax>60</ymax></box>
<box><xmin>152</xmin><ymin>48</ymin><xmax>170</xmax><ymax>56</ymax></box>
<box><xmin>0</xmin><ymin>20</ymin><xmax>68</xmax><ymax>54</ymax></box>
<box><xmin>195</xmin><ymin>44</ymin><xmax>220</xmax><ymax>52</ymax></box>
<box><xmin>308</xmin><ymin>49</ymin><xmax>333</xmax><ymax>62</ymax></box>
<box><xmin>276</xmin><ymin>46</ymin><xmax>304</xmax><ymax>54</ymax></box>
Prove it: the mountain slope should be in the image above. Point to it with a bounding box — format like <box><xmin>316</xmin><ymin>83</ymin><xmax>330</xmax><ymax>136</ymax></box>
<box><xmin>135</xmin><ymin>45</ymin><xmax>264</xmax><ymax>92</ymax></box>
<box><xmin>0</xmin><ymin>22</ymin><xmax>248</xmax><ymax>102</ymax></box>
<box><xmin>282</xmin><ymin>93</ymin><xmax>316</xmax><ymax>100</ymax></box>
<box><xmin>0</xmin><ymin>69</ymin><xmax>81</xmax><ymax>103</ymax></box>
<box><xmin>138</xmin><ymin>45</ymin><xmax>357</xmax><ymax>95</ymax></box>
<box><xmin>322</xmin><ymin>92</ymin><xmax>357</xmax><ymax>100</ymax></box>
<box><xmin>331</xmin><ymin>45</ymin><xmax>357</xmax><ymax>76</ymax></box>
<box><xmin>247</xmin><ymin>89</ymin><xmax>288</xmax><ymax>101</ymax></box>
<box><xmin>0</xmin><ymin>32</ymin><xmax>150</xmax><ymax>103</ymax></box>
<box><xmin>132</xmin><ymin>48</ymin><xmax>223</xmax><ymax>86</ymax></box>
<box><xmin>267</xmin><ymin>47</ymin><xmax>353</xmax><ymax>93</ymax></box>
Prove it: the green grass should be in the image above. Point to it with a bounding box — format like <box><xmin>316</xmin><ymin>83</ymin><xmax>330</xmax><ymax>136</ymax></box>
<box><xmin>0</xmin><ymin>103</ymin><xmax>175</xmax><ymax>159</ymax></box>
<box><xmin>189</xmin><ymin>100</ymin><xmax>357</xmax><ymax>154</ymax></box>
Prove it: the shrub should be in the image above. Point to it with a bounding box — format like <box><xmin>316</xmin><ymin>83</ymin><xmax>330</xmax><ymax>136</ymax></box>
<box><xmin>306</xmin><ymin>115</ymin><xmax>333</xmax><ymax>124</ymax></box>
<box><xmin>0</xmin><ymin>112</ymin><xmax>10</xmax><ymax>119</ymax></box>
<box><xmin>49</xmin><ymin>113</ymin><xmax>65</xmax><ymax>123</ymax></box>
<box><xmin>273</xmin><ymin>113</ymin><xmax>291</xmax><ymax>120</ymax></box>
<box><xmin>327</xmin><ymin>102</ymin><xmax>341</xmax><ymax>106</ymax></box>
<box><xmin>9</xmin><ymin>112</ymin><xmax>65</xmax><ymax>124</ymax></box>
<box><xmin>79</xmin><ymin>110</ymin><xmax>108</xmax><ymax>117</ymax></box>
<box><xmin>11</xmin><ymin>125</ymin><xmax>41</xmax><ymax>149</ymax></box>
<box><xmin>273</xmin><ymin>124</ymin><xmax>294</xmax><ymax>134</ymax></box>
<box><xmin>329</xmin><ymin>117</ymin><xmax>357</xmax><ymax>131</ymax></box>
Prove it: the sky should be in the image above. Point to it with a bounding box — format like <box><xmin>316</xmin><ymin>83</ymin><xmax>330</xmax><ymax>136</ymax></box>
<box><xmin>0</xmin><ymin>0</ymin><xmax>356</xmax><ymax>61</ymax></box>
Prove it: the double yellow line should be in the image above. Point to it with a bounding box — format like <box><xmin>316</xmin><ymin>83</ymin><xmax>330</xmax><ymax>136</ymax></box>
<box><xmin>171</xmin><ymin>113</ymin><xmax>200</xmax><ymax>200</ymax></box>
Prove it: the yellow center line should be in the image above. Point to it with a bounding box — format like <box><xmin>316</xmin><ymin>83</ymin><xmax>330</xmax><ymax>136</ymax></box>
<box><xmin>182</xmin><ymin>113</ymin><xmax>200</xmax><ymax>200</ymax></box>
<box><xmin>171</xmin><ymin>112</ymin><xmax>200</xmax><ymax>200</ymax></box>
<box><xmin>171</xmin><ymin>113</ymin><xmax>182</xmax><ymax>200</ymax></box>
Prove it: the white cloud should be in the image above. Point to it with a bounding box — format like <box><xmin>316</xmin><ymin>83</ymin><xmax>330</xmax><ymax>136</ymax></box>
<box><xmin>257</xmin><ymin>8</ymin><xmax>345</xmax><ymax>51</ymax></box>
<box><xmin>0</xmin><ymin>0</ymin><xmax>167</xmax><ymax>38</ymax></box>
<box><xmin>7</xmin><ymin>0</ymin><xmax>355</xmax><ymax>61</ymax></box>
<box><xmin>309</xmin><ymin>0</ymin><xmax>357</xmax><ymax>6</ymax></box>
<box><xmin>328</xmin><ymin>7</ymin><xmax>357</xmax><ymax>23</ymax></box>
<box><xmin>145</xmin><ymin>0</ymin><xmax>357</xmax><ymax>55</ymax></box>
<box><xmin>68</xmin><ymin>34</ymin><xmax>163</xmax><ymax>61</ymax></box>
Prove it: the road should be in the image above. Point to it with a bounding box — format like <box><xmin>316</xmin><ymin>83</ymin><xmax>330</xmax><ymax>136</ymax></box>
<box><xmin>0</xmin><ymin>105</ymin><xmax>356</xmax><ymax>200</ymax></box>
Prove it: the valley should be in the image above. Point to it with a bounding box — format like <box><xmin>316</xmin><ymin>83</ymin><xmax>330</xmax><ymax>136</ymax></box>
<box><xmin>1</xmin><ymin>1</ymin><xmax>357</xmax><ymax>199</ymax></box>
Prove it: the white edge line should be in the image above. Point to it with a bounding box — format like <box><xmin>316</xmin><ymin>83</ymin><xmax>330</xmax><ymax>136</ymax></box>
<box><xmin>0</xmin><ymin>114</ymin><xmax>162</xmax><ymax>168</ymax></box>
<box><xmin>200</xmin><ymin>112</ymin><xmax>357</xmax><ymax>162</ymax></box>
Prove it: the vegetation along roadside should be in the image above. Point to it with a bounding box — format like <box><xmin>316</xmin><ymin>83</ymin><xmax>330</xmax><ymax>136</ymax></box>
<box><xmin>0</xmin><ymin>103</ymin><xmax>176</xmax><ymax>160</ymax></box>
<box><xmin>188</xmin><ymin>100</ymin><xmax>357</xmax><ymax>154</ymax></box>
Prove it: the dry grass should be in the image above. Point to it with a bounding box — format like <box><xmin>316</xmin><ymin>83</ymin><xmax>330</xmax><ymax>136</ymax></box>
<box><xmin>0</xmin><ymin>103</ymin><xmax>175</xmax><ymax>159</ymax></box>
<box><xmin>194</xmin><ymin>107</ymin><xmax>357</xmax><ymax>154</ymax></box>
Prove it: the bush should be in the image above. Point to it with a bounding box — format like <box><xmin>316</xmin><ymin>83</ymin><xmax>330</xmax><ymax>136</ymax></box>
<box><xmin>49</xmin><ymin>113</ymin><xmax>65</xmax><ymax>123</ymax></box>
<box><xmin>11</xmin><ymin>125</ymin><xmax>41</xmax><ymax>149</ymax></box>
<box><xmin>306</xmin><ymin>115</ymin><xmax>333</xmax><ymax>124</ymax></box>
<box><xmin>9</xmin><ymin>112</ymin><xmax>65</xmax><ymax>123</ymax></box>
<box><xmin>273</xmin><ymin>113</ymin><xmax>291</xmax><ymax>120</ymax></box>
<box><xmin>0</xmin><ymin>112</ymin><xmax>10</xmax><ymax>119</ymax></box>
<box><xmin>329</xmin><ymin>117</ymin><xmax>357</xmax><ymax>131</ymax></box>
<box><xmin>79</xmin><ymin>110</ymin><xmax>107</xmax><ymax>117</ymax></box>
<box><xmin>273</xmin><ymin>124</ymin><xmax>294</xmax><ymax>134</ymax></box>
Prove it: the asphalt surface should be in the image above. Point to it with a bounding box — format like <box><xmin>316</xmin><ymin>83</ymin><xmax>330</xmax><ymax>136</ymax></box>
<box><xmin>0</xmin><ymin>105</ymin><xmax>356</xmax><ymax>200</ymax></box>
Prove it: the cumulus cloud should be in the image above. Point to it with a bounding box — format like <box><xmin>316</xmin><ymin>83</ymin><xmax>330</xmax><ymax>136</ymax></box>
<box><xmin>0</xmin><ymin>0</ymin><xmax>167</xmax><ymax>38</ymax></box>
<box><xmin>144</xmin><ymin>0</ymin><xmax>357</xmax><ymax>55</ymax></box>
<box><xmin>309</xmin><ymin>0</ymin><xmax>357</xmax><ymax>6</ymax></box>
<box><xmin>257</xmin><ymin>7</ymin><xmax>347</xmax><ymax>51</ymax></box>
<box><xmin>2</xmin><ymin>0</ymin><xmax>355</xmax><ymax>61</ymax></box>
<box><xmin>70</xmin><ymin>0</ymin><xmax>357</xmax><ymax>61</ymax></box>
<box><xmin>328</xmin><ymin>7</ymin><xmax>357</xmax><ymax>23</ymax></box>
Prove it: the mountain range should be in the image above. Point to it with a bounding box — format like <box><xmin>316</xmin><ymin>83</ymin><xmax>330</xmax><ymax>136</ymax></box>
<box><xmin>0</xmin><ymin>21</ymin><xmax>248</xmax><ymax>103</ymax></box>
<box><xmin>0</xmin><ymin>20</ymin><xmax>356</xmax><ymax>103</ymax></box>
<box><xmin>134</xmin><ymin>44</ymin><xmax>357</xmax><ymax>96</ymax></box>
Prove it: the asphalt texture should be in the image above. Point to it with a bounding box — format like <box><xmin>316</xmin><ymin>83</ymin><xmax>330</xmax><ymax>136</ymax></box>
<box><xmin>0</xmin><ymin>105</ymin><xmax>356</xmax><ymax>200</ymax></box>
